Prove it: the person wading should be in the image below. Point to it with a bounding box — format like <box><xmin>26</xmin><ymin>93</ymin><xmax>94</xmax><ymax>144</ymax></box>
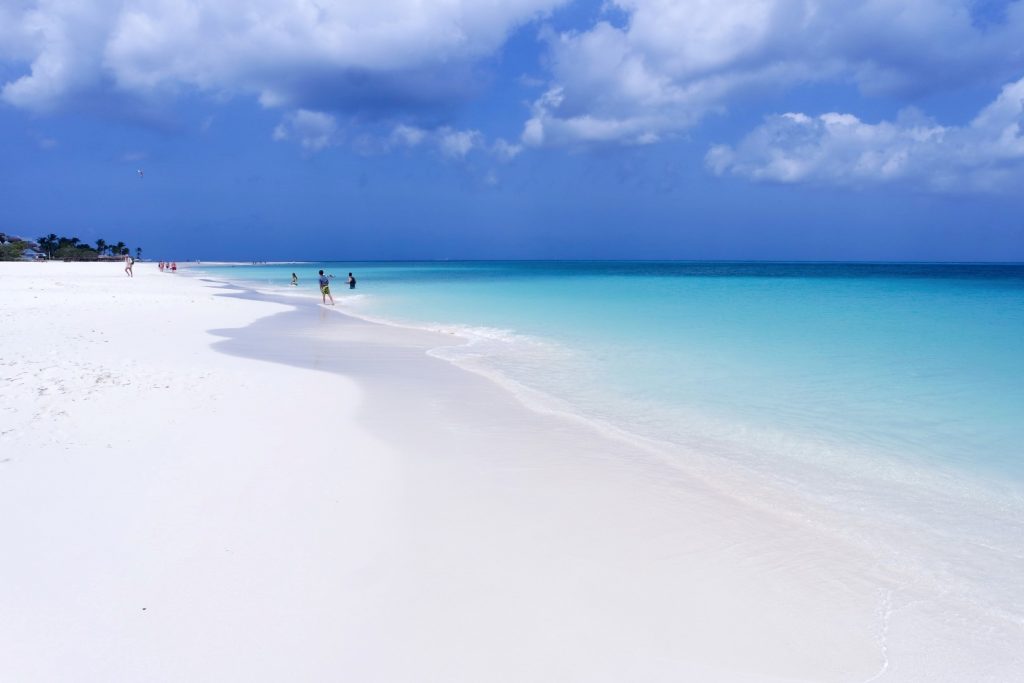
<box><xmin>318</xmin><ymin>270</ymin><xmax>335</xmax><ymax>305</ymax></box>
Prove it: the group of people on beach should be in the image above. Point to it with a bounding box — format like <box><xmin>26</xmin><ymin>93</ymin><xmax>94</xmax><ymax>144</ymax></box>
<box><xmin>157</xmin><ymin>261</ymin><xmax>177</xmax><ymax>273</ymax></box>
<box><xmin>291</xmin><ymin>270</ymin><xmax>356</xmax><ymax>305</ymax></box>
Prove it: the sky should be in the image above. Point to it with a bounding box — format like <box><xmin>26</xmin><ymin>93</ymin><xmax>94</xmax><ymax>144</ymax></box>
<box><xmin>1</xmin><ymin>0</ymin><xmax>1023</xmax><ymax>261</ymax></box>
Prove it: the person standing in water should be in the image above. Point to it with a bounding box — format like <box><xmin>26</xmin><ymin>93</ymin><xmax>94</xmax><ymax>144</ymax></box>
<box><xmin>291</xmin><ymin>272</ymin><xmax>298</xmax><ymax>286</ymax></box>
<box><xmin>318</xmin><ymin>270</ymin><xmax>334</xmax><ymax>305</ymax></box>
<box><xmin>347</xmin><ymin>272</ymin><xmax>356</xmax><ymax>289</ymax></box>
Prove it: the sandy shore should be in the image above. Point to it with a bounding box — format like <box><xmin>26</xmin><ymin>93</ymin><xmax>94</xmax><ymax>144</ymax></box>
<box><xmin>1</xmin><ymin>262</ymin><xmax>1019</xmax><ymax>681</ymax></box>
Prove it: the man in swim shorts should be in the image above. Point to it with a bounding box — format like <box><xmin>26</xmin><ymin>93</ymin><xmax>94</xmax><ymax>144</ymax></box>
<box><xmin>318</xmin><ymin>269</ymin><xmax>334</xmax><ymax>305</ymax></box>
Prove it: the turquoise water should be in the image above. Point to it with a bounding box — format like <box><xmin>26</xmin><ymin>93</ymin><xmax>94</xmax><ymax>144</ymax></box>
<box><xmin>201</xmin><ymin>260</ymin><xmax>1024</xmax><ymax>636</ymax></box>
<box><xmin>202</xmin><ymin>261</ymin><xmax>1024</xmax><ymax>484</ymax></box>
<box><xmin>201</xmin><ymin>260</ymin><xmax>1024</xmax><ymax>620</ymax></box>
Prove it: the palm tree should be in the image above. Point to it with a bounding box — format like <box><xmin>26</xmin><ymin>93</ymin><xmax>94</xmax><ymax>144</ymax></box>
<box><xmin>95</xmin><ymin>238</ymin><xmax>108</xmax><ymax>256</ymax></box>
<box><xmin>36</xmin><ymin>233</ymin><xmax>58</xmax><ymax>259</ymax></box>
<box><xmin>135</xmin><ymin>246</ymin><xmax>143</xmax><ymax>261</ymax></box>
<box><xmin>113</xmin><ymin>241</ymin><xmax>127</xmax><ymax>256</ymax></box>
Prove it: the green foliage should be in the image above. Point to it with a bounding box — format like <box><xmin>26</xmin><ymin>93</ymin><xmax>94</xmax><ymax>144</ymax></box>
<box><xmin>0</xmin><ymin>241</ymin><xmax>26</xmax><ymax>261</ymax></box>
<box><xmin>9</xmin><ymin>231</ymin><xmax>141</xmax><ymax>260</ymax></box>
<box><xmin>52</xmin><ymin>244</ymin><xmax>99</xmax><ymax>261</ymax></box>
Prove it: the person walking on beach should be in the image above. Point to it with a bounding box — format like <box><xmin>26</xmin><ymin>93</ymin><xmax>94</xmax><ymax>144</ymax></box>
<box><xmin>124</xmin><ymin>254</ymin><xmax>134</xmax><ymax>277</ymax></box>
<box><xmin>318</xmin><ymin>270</ymin><xmax>335</xmax><ymax>305</ymax></box>
<box><xmin>291</xmin><ymin>272</ymin><xmax>298</xmax><ymax>286</ymax></box>
<box><xmin>347</xmin><ymin>272</ymin><xmax>356</xmax><ymax>289</ymax></box>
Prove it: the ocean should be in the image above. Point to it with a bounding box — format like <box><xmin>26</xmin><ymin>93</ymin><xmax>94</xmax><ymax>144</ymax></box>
<box><xmin>198</xmin><ymin>260</ymin><xmax>1024</xmax><ymax>625</ymax></box>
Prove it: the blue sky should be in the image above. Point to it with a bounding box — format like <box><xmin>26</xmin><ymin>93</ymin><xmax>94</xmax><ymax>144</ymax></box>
<box><xmin>2</xmin><ymin>0</ymin><xmax>1023</xmax><ymax>261</ymax></box>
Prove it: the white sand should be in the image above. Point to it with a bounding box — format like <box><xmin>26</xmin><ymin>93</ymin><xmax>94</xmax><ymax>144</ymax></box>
<box><xmin>1</xmin><ymin>262</ymin><xmax>1019</xmax><ymax>681</ymax></box>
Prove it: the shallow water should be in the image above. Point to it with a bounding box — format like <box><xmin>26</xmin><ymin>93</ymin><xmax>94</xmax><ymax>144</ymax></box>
<box><xmin>202</xmin><ymin>262</ymin><xmax>1023</xmax><ymax>475</ymax></box>
<box><xmin>199</xmin><ymin>260</ymin><xmax>1024</xmax><ymax>628</ymax></box>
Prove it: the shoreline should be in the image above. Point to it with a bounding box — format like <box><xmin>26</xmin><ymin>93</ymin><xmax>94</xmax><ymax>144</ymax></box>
<box><xmin>3</xmin><ymin>262</ymin><xmax>1022</xmax><ymax>680</ymax></box>
<box><xmin>195</xmin><ymin>264</ymin><xmax>1024</xmax><ymax>603</ymax></box>
<box><xmin>204</xmin><ymin>266</ymin><xmax>1024</xmax><ymax>669</ymax></box>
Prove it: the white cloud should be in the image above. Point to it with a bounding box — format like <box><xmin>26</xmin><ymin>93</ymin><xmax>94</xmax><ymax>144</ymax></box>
<box><xmin>273</xmin><ymin>109</ymin><xmax>338</xmax><ymax>152</ymax></box>
<box><xmin>390</xmin><ymin>124</ymin><xmax>427</xmax><ymax>148</ymax></box>
<box><xmin>1</xmin><ymin>1</ymin><xmax>117</xmax><ymax>111</ymax></box>
<box><xmin>437</xmin><ymin>127</ymin><xmax>483</xmax><ymax>158</ymax></box>
<box><xmin>706</xmin><ymin>75</ymin><xmax>1024</xmax><ymax>193</ymax></box>
<box><xmin>525</xmin><ymin>0</ymin><xmax>1024</xmax><ymax>146</ymax></box>
<box><xmin>492</xmin><ymin>138</ymin><xmax>523</xmax><ymax>161</ymax></box>
<box><xmin>1</xmin><ymin>0</ymin><xmax>568</xmax><ymax>112</ymax></box>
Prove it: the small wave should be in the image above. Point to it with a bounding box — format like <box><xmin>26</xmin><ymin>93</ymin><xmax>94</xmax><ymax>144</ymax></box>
<box><xmin>333</xmin><ymin>301</ymin><xmax>549</xmax><ymax>353</ymax></box>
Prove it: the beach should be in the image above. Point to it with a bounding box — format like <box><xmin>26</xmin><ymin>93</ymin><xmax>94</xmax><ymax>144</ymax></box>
<box><xmin>2</xmin><ymin>261</ymin><xmax>1021</xmax><ymax>682</ymax></box>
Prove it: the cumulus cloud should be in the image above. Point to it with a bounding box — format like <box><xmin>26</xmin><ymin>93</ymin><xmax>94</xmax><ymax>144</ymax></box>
<box><xmin>525</xmin><ymin>0</ymin><xmax>1024</xmax><ymax>146</ymax></box>
<box><xmin>1</xmin><ymin>1</ymin><xmax>116</xmax><ymax>110</ymax></box>
<box><xmin>273</xmin><ymin>109</ymin><xmax>339</xmax><ymax>152</ymax></box>
<box><xmin>1</xmin><ymin>0</ymin><xmax>567</xmax><ymax>112</ymax></box>
<box><xmin>389</xmin><ymin>124</ymin><xmax>427</xmax><ymax>148</ymax></box>
<box><xmin>437</xmin><ymin>128</ymin><xmax>483</xmax><ymax>158</ymax></box>
<box><xmin>491</xmin><ymin>138</ymin><xmax>523</xmax><ymax>161</ymax></box>
<box><xmin>706</xmin><ymin>75</ymin><xmax>1024</xmax><ymax>193</ymax></box>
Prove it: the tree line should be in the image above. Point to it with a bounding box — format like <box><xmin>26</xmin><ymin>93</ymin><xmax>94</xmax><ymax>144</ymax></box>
<box><xmin>0</xmin><ymin>232</ymin><xmax>143</xmax><ymax>262</ymax></box>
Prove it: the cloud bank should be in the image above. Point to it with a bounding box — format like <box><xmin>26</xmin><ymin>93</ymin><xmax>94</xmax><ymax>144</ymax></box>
<box><xmin>1</xmin><ymin>0</ymin><xmax>566</xmax><ymax>112</ymax></box>
<box><xmin>706</xmin><ymin>76</ymin><xmax>1024</xmax><ymax>192</ymax></box>
<box><xmin>523</xmin><ymin>0</ymin><xmax>1024</xmax><ymax>147</ymax></box>
<box><xmin>4</xmin><ymin>0</ymin><xmax>1023</xmax><ymax>193</ymax></box>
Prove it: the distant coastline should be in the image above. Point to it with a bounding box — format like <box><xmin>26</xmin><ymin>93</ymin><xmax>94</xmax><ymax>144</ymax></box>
<box><xmin>0</xmin><ymin>232</ymin><xmax>142</xmax><ymax>262</ymax></box>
